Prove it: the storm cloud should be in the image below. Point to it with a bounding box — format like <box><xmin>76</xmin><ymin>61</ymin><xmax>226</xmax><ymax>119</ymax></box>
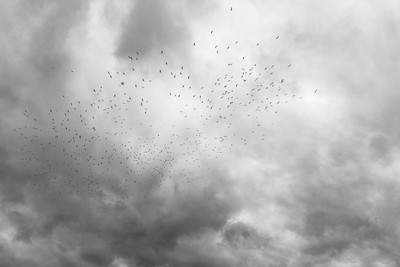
<box><xmin>1</xmin><ymin>0</ymin><xmax>400</xmax><ymax>266</ymax></box>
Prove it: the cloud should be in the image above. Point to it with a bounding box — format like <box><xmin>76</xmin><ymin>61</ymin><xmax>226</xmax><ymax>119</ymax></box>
<box><xmin>116</xmin><ymin>0</ymin><xmax>192</xmax><ymax>60</ymax></box>
<box><xmin>222</xmin><ymin>221</ymin><xmax>271</xmax><ymax>249</ymax></box>
<box><xmin>0</xmin><ymin>1</ymin><xmax>89</xmax><ymax>104</ymax></box>
<box><xmin>1</xmin><ymin>0</ymin><xmax>400</xmax><ymax>267</ymax></box>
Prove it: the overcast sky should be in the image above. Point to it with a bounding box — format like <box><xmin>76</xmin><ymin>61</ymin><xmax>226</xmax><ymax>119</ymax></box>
<box><xmin>1</xmin><ymin>1</ymin><xmax>400</xmax><ymax>266</ymax></box>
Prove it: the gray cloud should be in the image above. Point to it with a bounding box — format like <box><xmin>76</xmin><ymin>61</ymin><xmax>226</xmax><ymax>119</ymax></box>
<box><xmin>116</xmin><ymin>0</ymin><xmax>191</xmax><ymax>60</ymax></box>
<box><xmin>1</xmin><ymin>1</ymin><xmax>400</xmax><ymax>267</ymax></box>
<box><xmin>222</xmin><ymin>221</ymin><xmax>271</xmax><ymax>249</ymax></box>
<box><xmin>0</xmin><ymin>1</ymin><xmax>88</xmax><ymax>104</ymax></box>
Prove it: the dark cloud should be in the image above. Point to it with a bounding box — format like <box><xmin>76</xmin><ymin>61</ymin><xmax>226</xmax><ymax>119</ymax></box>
<box><xmin>0</xmin><ymin>0</ymin><xmax>91</xmax><ymax>207</ymax></box>
<box><xmin>0</xmin><ymin>245</ymin><xmax>39</xmax><ymax>267</ymax></box>
<box><xmin>1</xmin><ymin>160</ymin><xmax>239</xmax><ymax>266</ymax></box>
<box><xmin>0</xmin><ymin>84</ymin><xmax>19</xmax><ymax>111</ymax></box>
<box><xmin>280</xmin><ymin>151</ymin><xmax>400</xmax><ymax>264</ymax></box>
<box><xmin>0</xmin><ymin>1</ymin><xmax>89</xmax><ymax>106</ymax></box>
<box><xmin>222</xmin><ymin>221</ymin><xmax>270</xmax><ymax>249</ymax></box>
<box><xmin>1</xmin><ymin>1</ymin><xmax>400</xmax><ymax>267</ymax></box>
<box><xmin>369</xmin><ymin>134</ymin><xmax>392</xmax><ymax>163</ymax></box>
<box><xmin>80</xmin><ymin>249</ymin><xmax>114</xmax><ymax>267</ymax></box>
<box><xmin>116</xmin><ymin>0</ymin><xmax>191</xmax><ymax>60</ymax></box>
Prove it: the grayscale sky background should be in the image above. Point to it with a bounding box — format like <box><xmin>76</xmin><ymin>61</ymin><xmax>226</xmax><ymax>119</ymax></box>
<box><xmin>1</xmin><ymin>1</ymin><xmax>400</xmax><ymax>266</ymax></box>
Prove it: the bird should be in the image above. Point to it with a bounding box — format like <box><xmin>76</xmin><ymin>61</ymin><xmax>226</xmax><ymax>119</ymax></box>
<box><xmin>16</xmin><ymin>18</ymin><xmax>304</xmax><ymax>205</ymax></box>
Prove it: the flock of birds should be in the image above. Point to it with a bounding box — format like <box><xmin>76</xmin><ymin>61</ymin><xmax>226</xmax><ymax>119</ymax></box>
<box><xmin>15</xmin><ymin>7</ymin><xmax>316</xmax><ymax>203</ymax></box>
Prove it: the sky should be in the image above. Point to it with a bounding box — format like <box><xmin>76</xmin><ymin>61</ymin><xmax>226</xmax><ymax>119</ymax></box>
<box><xmin>1</xmin><ymin>0</ymin><xmax>400</xmax><ymax>266</ymax></box>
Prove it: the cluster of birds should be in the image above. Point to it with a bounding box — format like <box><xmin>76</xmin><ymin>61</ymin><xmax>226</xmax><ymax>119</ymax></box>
<box><xmin>15</xmin><ymin>7</ymin><xmax>316</xmax><ymax>202</ymax></box>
